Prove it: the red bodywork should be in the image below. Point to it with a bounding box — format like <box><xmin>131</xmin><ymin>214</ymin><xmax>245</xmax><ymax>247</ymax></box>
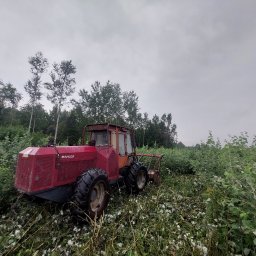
<box><xmin>15</xmin><ymin>145</ymin><xmax>119</xmax><ymax>194</ymax></box>
<box><xmin>15</xmin><ymin>123</ymin><xmax>162</xmax><ymax>202</ymax></box>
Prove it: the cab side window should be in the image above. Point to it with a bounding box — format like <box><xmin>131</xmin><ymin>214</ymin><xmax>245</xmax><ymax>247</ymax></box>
<box><xmin>119</xmin><ymin>133</ymin><xmax>125</xmax><ymax>155</ymax></box>
<box><xmin>126</xmin><ymin>132</ymin><xmax>133</xmax><ymax>154</ymax></box>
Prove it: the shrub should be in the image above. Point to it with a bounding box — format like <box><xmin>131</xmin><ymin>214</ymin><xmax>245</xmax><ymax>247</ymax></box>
<box><xmin>0</xmin><ymin>133</ymin><xmax>31</xmax><ymax>209</ymax></box>
<box><xmin>202</xmin><ymin>134</ymin><xmax>256</xmax><ymax>254</ymax></box>
<box><xmin>0</xmin><ymin>125</ymin><xmax>27</xmax><ymax>140</ymax></box>
<box><xmin>137</xmin><ymin>147</ymin><xmax>195</xmax><ymax>174</ymax></box>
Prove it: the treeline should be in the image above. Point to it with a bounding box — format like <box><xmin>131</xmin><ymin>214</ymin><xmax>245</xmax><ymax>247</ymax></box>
<box><xmin>0</xmin><ymin>52</ymin><xmax>183</xmax><ymax>148</ymax></box>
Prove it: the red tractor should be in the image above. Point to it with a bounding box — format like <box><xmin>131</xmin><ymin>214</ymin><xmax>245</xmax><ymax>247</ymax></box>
<box><xmin>15</xmin><ymin>124</ymin><xmax>162</xmax><ymax>220</ymax></box>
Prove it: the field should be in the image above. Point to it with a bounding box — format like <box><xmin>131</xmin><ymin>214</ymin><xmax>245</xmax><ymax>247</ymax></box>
<box><xmin>0</xmin><ymin>133</ymin><xmax>256</xmax><ymax>255</ymax></box>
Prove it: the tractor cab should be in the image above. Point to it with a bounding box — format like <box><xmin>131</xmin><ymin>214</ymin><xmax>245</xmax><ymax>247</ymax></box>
<box><xmin>83</xmin><ymin>124</ymin><xmax>135</xmax><ymax>169</ymax></box>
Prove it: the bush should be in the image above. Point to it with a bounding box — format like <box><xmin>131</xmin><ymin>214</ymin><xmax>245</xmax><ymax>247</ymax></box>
<box><xmin>0</xmin><ymin>125</ymin><xmax>27</xmax><ymax>141</ymax></box>
<box><xmin>0</xmin><ymin>133</ymin><xmax>31</xmax><ymax>209</ymax></box>
<box><xmin>137</xmin><ymin>147</ymin><xmax>195</xmax><ymax>174</ymax></box>
<box><xmin>31</xmin><ymin>132</ymin><xmax>48</xmax><ymax>146</ymax></box>
<box><xmin>202</xmin><ymin>134</ymin><xmax>256</xmax><ymax>254</ymax></box>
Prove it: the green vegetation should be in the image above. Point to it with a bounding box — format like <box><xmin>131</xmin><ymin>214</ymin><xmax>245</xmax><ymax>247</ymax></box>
<box><xmin>0</xmin><ymin>132</ymin><xmax>255</xmax><ymax>255</ymax></box>
<box><xmin>1</xmin><ymin>51</ymin><xmax>178</xmax><ymax>148</ymax></box>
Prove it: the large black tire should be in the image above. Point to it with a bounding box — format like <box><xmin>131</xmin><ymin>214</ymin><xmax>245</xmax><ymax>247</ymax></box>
<box><xmin>71</xmin><ymin>168</ymin><xmax>110</xmax><ymax>221</ymax></box>
<box><xmin>124</xmin><ymin>162</ymin><xmax>149</xmax><ymax>194</ymax></box>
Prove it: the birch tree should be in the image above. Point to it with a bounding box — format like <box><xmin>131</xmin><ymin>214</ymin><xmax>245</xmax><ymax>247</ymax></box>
<box><xmin>24</xmin><ymin>52</ymin><xmax>48</xmax><ymax>132</ymax></box>
<box><xmin>45</xmin><ymin>60</ymin><xmax>76</xmax><ymax>144</ymax></box>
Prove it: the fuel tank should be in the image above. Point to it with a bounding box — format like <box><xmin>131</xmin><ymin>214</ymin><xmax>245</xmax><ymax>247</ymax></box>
<box><xmin>15</xmin><ymin>146</ymin><xmax>97</xmax><ymax>194</ymax></box>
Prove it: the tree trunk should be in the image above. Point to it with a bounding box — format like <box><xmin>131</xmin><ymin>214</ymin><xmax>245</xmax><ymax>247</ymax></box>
<box><xmin>54</xmin><ymin>104</ymin><xmax>61</xmax><ymax>145</ymax></box>
<box><xmin>28</xmin><ymin>105</ymin><xmax>34</xmax><ymax>133</ymax></box>
<box><xmin>10</xmin><ymin>108</ymin><xmax>14</xmax><ymax>126</ymax></box>
<box><xmin>32</xmin><ymin>117</ymin><xmax>36</xmax><ymax>133</ymax></box>
<box><xmin>143</xmin><ymin>128</ymin><xmax>145</xmax><ymax>147</ymax></box>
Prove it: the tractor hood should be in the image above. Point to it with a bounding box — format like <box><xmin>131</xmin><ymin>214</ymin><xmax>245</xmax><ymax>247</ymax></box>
<box><xmin>15</xmin><ymin>146</ymin><xmax>97</xmax><ymax>193</ymax></box>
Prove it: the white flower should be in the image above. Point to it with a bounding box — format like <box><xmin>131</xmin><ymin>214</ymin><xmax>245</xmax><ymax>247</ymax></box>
<box><xmin>117</xmin><ymin>242</ymin><xmax>123</xmax><ymax>247</ymax></box>
<box><xmin>36</xmin><ymin>213</ymin><xmax>42</xmax><ymax>221</ymax></box>
<box><xmin>60</xmin><ymin>210</ymin><xmax>64</xmax><ymax>216</ymax></box>
<box><xmin>15</xmin><ymin>229</ymin><xmax>21</xmax><ymax>238</ymax></box>
<box><xmin>73</xmin><ymin>226</ymin><xmax>80</xmax><ymax>232</ymax></box>
<box><xmin>202</xmin><ymin>246</ymin><xmax>208</xmax><ymax>255</ymax></box>
<box><xmin>67</xmin><ymin>239</ymin><xmax>74</xmax><ymax>246</ymax></box>
<box><xmin>197</xmin><ymin>244</ymin><xmax>208</xmax><ymax>256</ymax></box>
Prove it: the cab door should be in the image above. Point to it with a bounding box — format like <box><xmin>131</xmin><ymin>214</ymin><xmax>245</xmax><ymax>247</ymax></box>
<box><xmin>111</xmin><ymin>130</ymin><xmax>130</xmax><ymax>169</ymax></box>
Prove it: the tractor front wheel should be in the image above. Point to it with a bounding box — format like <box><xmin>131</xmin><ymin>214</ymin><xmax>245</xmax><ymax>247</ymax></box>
<box><xmin>71</xmin><ymin>168</ymin><xmax>110</xmax><ymax>221</ymax></box>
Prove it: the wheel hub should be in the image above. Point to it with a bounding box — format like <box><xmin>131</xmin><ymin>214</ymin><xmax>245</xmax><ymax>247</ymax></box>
<box><xmin>137</xmin><ymin>170</ymin><xmax>146</xmax><ymax>189</ymax></box>
<box><xmin>90</xmin><ymin>181</ymin><xmax>106</xmax><ymax>212</ymax></box>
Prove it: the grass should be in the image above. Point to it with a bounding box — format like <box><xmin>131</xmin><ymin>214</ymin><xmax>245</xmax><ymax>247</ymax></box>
<box><xmin>0</xmin><ymin>173</ymin><xmax>211</xmax><ymax>256</ymax></box>
<box><xmin>1</xmin><ymin>133</ymin><xmax>256</xmax><ymax>255</ymax></box>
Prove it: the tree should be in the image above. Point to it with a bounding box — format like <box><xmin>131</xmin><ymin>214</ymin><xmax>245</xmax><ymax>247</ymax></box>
<box><xmin>25</xmin><ymin>52</ymin><xmax>48</xmax><ymax>133</ymax></box>
<box><xmin>75</xmin><ymin>81</ymin><xmax>124</xmax><ymax>124</ymax></box>
<box><xmin>0</xmin><ymin>80</ymin><xmax>4</xmax><ymax>108</ymax></box>
<box><xmin>61</xmin><ymin>109</ymin><xmax>81</xmax><ymax>145</ymax></box>
<box><xmin>0</xmin><ymin>82</ymin><xmax>21</xmax><ymax>108</ymax></box>
<box><xmin>45</xmin><ymin>60</ymin><xmax>76</xmax><ymax>144</ymax></box>
<box><xmin>123</xmin><ymin>90</ymin><xmax>139</xmax><ymax>127</ymax></box>
<box><xmin>0</xmin><ymin>82</ymin><xmax>22</xmax><ymax>125</ymax></box>
<box><xmin>18</xmin><ymin>104</ymin><xmax>49</xmax><ymax>133</ymax></box>
<box><xmin>136</xmin><ymin>113</ymin><xmax>177</xmax><ymax>148</ymax></box>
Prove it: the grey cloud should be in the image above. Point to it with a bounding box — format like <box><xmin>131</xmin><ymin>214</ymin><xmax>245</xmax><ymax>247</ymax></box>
<box><xmin>0</xmin><ymin>0</ymin><xmax>255</xmax><ymax>145</ymax></box>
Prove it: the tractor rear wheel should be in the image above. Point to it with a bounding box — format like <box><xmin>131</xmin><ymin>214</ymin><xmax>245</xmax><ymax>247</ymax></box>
<box><xmin>125</xmin><ymin>163</ymin><xmax>148</xmax><ymax>194</ymax></box>
<box><xmin>71</xmin><ymin>168</ymin><xmax>110</xmax><ymax>221</ymax></box>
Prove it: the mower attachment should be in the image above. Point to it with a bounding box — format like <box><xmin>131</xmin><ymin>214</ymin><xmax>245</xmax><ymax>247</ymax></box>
<box><xmin>136</xmin><ymin>153</ymin><xmax>163</xmax><ymax>185</ymax></box>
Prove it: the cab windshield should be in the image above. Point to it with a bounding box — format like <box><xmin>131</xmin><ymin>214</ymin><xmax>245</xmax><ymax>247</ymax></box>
<box><xmin>90</xmin><ymin>131</ymin><xmax>108</xmax><ymax>146</ymax></box>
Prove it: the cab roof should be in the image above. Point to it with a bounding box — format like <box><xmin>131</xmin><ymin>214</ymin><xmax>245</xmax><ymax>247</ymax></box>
<box><xmin>86</xmin><ymin>123</ymin><xmax>131</xmax><ymax>132</ymax></box>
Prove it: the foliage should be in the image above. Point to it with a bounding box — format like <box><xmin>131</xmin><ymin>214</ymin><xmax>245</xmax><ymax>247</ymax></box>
<box><xmin>24</xmin><ymin>51</ymin><xmax>48</xmax><ymax>132</ymax></box>
<box><xmin>190</xmin><ymin>132</ymin><xmax>224</xmax><ymax>176</ymax></box>
<box><xmin>0</xmin><ymin>81</ymin><xmax>22</xmax><ymax>108</ymax></box>
<box><xmin>0</xmin><ymin>133</ymin><xmax>256</xmax><ymax>255</ymax></box>
<box><xmin>0</xmin><ymin>129</ymin><xmax>48</xmax><ymax>208</ymax></box>
<box><xmin>0</xmin><ymin>174</ymin><xmax>208</xmax><ymax>256</ymax></box>
<box><xmin>138</xmin><ymin>147</ymin><xmax>195</xmax><ymax>174</ymax></box>
<box><xmin>0</xmin><ymin>133</ymin><xmax>31</xmax><ymax>208</ymax></box>
<box><xmin>1</xmin><ymin>51</ymin><xmax>178</xmax><ymax>148</ymax></box>
<box><xmin>45</xmin><ymin>60</ymin><xmax>76</xmax><ymax>106</ymax></box>
<box><xmin>31</xmin><ymin>132</ymin><xmax>48</xmax><ymax>146</ymax></box>
<box><xmin>123</xmin><ymin>90</ymin><xmax>139</xmax><ymax>126</ymax></box>
<box><xmin>201</xmin><ymin>133</ymin><xmax>256</xmax><ymax>255</ymax></box>
<box><xmin>0</xmin><ymin>126</ymin><xmax>27</xmax><ymax>140</ymax></box>
<box><xmin>45</xmin><ymin>60</ymin><xmax>76</xmax><ymax>144</ymax></box>
<box><xmin>18</xmin><ymin>104</ymin><xmax>50</xmax><ymax>133</ymax></box>
<box><xmin>75</xmin><ymin>81</ymin><xmax>125</xmax><ymax>124</ymax></box>
<box><xmin>0</xmin><ymin>82</ymin><xmax>22</xmax><ymax>126</ymax></box>
<box><xmin>139</xmin><ymin>113</ymin><xmax>177</xmax><ymax>148</ymax></box>
<box><xmin>74</xmin><ymin>81</ymin><xmax>177</xmax><ymax>147</ymax></box>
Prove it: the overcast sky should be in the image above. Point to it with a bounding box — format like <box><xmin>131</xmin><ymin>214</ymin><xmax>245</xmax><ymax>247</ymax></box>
<box><xmin>0</xmin><ymin>0</ymin><xmax>255</xmax><ymax>145</ymax></box>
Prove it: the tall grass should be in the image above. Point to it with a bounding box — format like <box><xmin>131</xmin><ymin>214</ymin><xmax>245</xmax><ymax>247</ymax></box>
<box><xmin>0</xmin><ymin>132</ymin><xmax>255</xmax><ymax>255</ymax></box>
